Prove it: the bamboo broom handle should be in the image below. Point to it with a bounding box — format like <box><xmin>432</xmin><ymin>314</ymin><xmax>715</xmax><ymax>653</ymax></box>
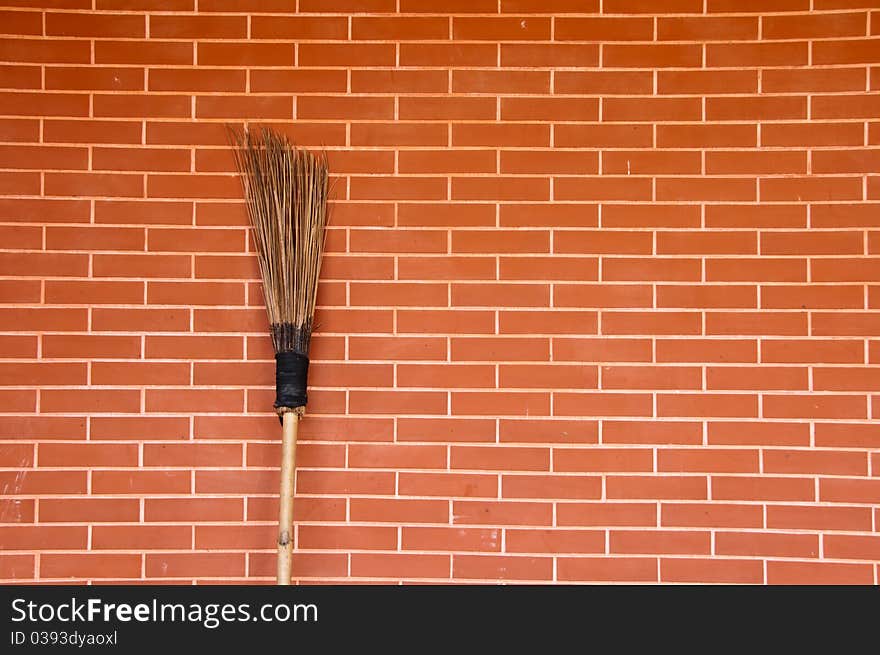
<box><xmin>276</xmin><ymin>410</ymin><xmax>299</xmax><ymax>585</ymax></box>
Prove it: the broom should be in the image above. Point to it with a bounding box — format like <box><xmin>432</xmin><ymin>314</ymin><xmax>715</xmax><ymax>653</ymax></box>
<box><xmin>228</xmin><ymin>126</ymin><xmax>330</xmax><ymax>585</ymax></box>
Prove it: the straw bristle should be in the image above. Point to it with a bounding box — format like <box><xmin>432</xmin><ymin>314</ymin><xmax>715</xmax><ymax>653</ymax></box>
<box><xmin>228</xmin><ymin>126</ymin><xmax>330</xmax><ymax>355</ymax></box>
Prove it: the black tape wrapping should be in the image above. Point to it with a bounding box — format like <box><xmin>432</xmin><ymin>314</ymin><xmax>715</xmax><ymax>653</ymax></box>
<box><xmin>274</xmin><ymin>351</ymin><xmax>309</xmax><ymax>413</ymax></box>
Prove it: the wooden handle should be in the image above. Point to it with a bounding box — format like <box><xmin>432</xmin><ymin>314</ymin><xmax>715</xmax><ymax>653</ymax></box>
<box><xmin>276</xmin><ymin>411</ymin><xmax>299</xmax><ymax>585</ymax></box>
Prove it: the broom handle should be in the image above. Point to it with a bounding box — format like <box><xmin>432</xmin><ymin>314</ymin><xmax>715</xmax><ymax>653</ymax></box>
<box><xmin>277</xmin><ymin>410</ymin><xmax>298</xmax><ymax>585</ymax></box>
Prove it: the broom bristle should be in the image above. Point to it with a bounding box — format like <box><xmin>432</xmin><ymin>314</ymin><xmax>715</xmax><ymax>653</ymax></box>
<box><xmin>228</xmin><ymin>126</ymin><xmax>330</xmax><ymax>356</ymax></box>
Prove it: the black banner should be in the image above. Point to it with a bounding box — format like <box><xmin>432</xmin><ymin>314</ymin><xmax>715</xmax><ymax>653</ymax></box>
<box><xmin>0</xmin><ymin>585</ymin><xmax>876</xmax><ymax>652</ymax></box>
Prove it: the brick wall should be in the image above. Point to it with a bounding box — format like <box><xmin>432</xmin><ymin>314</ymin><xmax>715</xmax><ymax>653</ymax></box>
<box><xmin>1</xmin><ymin>1</ymin><xmax>879</xmax><ymax>584</ymax></box>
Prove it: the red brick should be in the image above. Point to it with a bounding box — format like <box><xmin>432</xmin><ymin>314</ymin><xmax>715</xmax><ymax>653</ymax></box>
<box><xmin>662</xmin><ymin>503</ymin><xmax>763</xmax><ymax>529</ymax></box>
<box><xmin>767</xmin><ymin>561</ymin><xmax>873</xmax><ymax>585</ymax></box>
<box><xmin>43</xmin><ymin>554</ymin><xmax>141</xmax><ymax>580</ymax></box>
<box><xmin>453</xmin><ymin>500</ymin><xmax>552</xmax><ymax>526</ymax></box>
<box><xmin>559</xmin><ymin>557</ymin><xmax>658</xmax><ymax>583</ymax></box>
<box><xmin>767</xmin><ymin>504</ymin><xmax>872</xmax><ymax>532</ymax></box>
<box><xmin>612</xmin><ymin>530</ymin><xmax>710</xmax><ymax>556</ymax></box>
<box><xmin>661</xmin><ymin>558</ymin><xmax>763</xmax><ymax>584</ymax></box>
<box><xmin>351</xmin><ymin>554</ymin><xmax>449</xmax><ymax>580</ymax></box>
<box><xmin>506</xmin><ymin>528</ymin><xmax>603</xmax><ymax>554</ymax></box>
<box><xmin>557</xmin><ymin>502</ymin><xmax>657</xmax><ymax>527</ymax></box>
<box><xmin>399</xmin><ymin>473</ymin><xmax>498</xmax><ymax>498</ymax></box>
<box><xmin>658</xmin><ymin>394</ymin><xmax>759</xmax><ymax>418</ymax></box>
<box><xmin>454</xmin><ymin>555</ymin><xmax>551</xmax><ymax>581</ymax></box>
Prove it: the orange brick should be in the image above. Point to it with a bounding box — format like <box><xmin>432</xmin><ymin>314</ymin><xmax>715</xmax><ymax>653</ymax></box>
<box><xmin>713</xmin><ymin>476</ymin><xmax>815</xmax><ymax>502</ymax></box>
<box><xmin>657</xmin><ymin>123</ymin><xmax>757</xmax><ymax>148</ymax></box>
<box><xmin>658</xmin><ymin>393</ymin><xmax>759</xmax><ymax>418</ymax></box>
<box><xmin>453</xmin><ymin>16</ymin><xmax>550</xmax><ymax>40</ymax></box>
<box><xmin>602</xmin><ymin>311</ymin><xmax>702</xmax><ymax>334</ymax></box>
<box><xmin>658</xmin><ymin>69</ymin><xmax>758</xmax><ymax>95</ymax></box>
<box><xmin>658</xmin><ymin>285</ymin><xmax>757</xmax><ymax>309</ymax></box>
<box><xmin>556</xmin><ymin>230</ymin><xmax>652</xmax><ymax>254</ymax></box>
<box><xmin>603</xmin><ymin>97</ymin><xmax>701</xmax><ymax>122</ymax></box>
<box><xmin>555</xmin><ymin>176</ymin><xmax>652</xmax><ymax>201</ymax></box>
<box><xmin>555</xmin><ymin>70</ymin><xmax>653</xmax><ymax>94</ymax></box>
<box><xmin>152</xmin><ymin>14</ymin><xmax>246</xmax><ymax>38</ymax></box>
<box><xmin>554</xmin><ymin>392</ymin><xmax>653</xmax><ymax>417</ymax></box>
<box><xmin>824</xmin><ymin>534</ymin><xmax>880</xmax><ymax>561</ymax></box>
<box><xmin>453</xmin><ymin>124</ymin><xmax>550</xmax><ymax>148</ymax></box>
<box><xmin>657</xmin><ymin>177</ymin><xmax>756</xmax><ymax>202</ymax></box>
<box><xmin>814</xmin><ymin>38</ymin><xmax>880</xmax><ymax>65</ymax></box>
<box><xmin>397</xmin><ymin>363</ymin><xmax>495</xmax><ymax>388</ymax></box>
<box><xmin>556</xmin><ymin>123</ymin><xmax>653</xmax><ymax>148</ymax></box>
<box><xmin>553</xmin><ymin>338</ymin><xmax>651</xmax><ymax>362</ymax></box>
<box><xmin>658</xmin><ymin>15</ymin><xmax>758</xmax><ymax>40</ymax></box>
<box><xmin>502</xmin><ymin>474</ymin><xmax>601</xmax><ymax>500</ymax></box>
<box><xmin>707</xmin><ymin>421</ymin><xmax>810</xmax><ymax>447</ymax></box>
<box><xmin>0</xmin><ymin>38</ymin><xmax>89</xmax><ymax>64</ymax></box>
<box><xmin>708</xmin><ymin>41</ymin><xmax>808</xmax><ymax>67</ymax></box>
<box><xmin>47</xmin><ymin>11</ymin><xmax>144</xmax><ymax>37</ymax></box>
<box><xmin>707</xmin><ymin>366</ymin><xmax>807</xmax><ymax>391</ymax></box>
<box><xmin>399</xmin><ymin>43</ymin><xmax>497</xmax><ymax>67</ymax></box>
<box><xmin>659</xmin><ymin>448</ymin><xmax>759</xmax><ymax>473</ymax></box>
<box><xmin>352</xmin><ymin>16</ymin><xmax>448</xmax><ymax>40</ymax></box>
<box><xmin>820</xmin><ymin>477</ymin><xmax>880</xmax><ymax>504</ymax></box>
<box><xmin>350</xmin><ymin>336</ymin><xmax>446</xmax><ymax>361</ymax></box>
<box><xmin>398</xmin><ymin>418</ymin><xmax>495</xmax><ymax>443</ymax></box>
<box><xmin>602</xmin><ymin>150</ymin><xmax>702</xmax><ymax>175</ymax></box>
<box><xmin>603</xmin><ymin>421</ymin><xmax>703</xmax><ymax>445</ymax></box>
<box><xmin>501</xmin><ymin>43</ymin><xmax>599</xmax><ymax>68</ymax></box>
<box><xmin>96</xmin><ymin>40</ymin><xmax>192</xmax><ymax>65</ymax></box>
<box><xmin>602</xmin><ymin>365</ymin><xmax>702</xmax><ymax>390</ymax></box>
<box><xmin>764</xmin><ymin>394</ymin><xmax>867</xmax><ymax>419</ymax></box>
<box><xmin>452</xmin><ymin>391</ymin><xmax>550</xmax><ymax>416</ymax></box>
<box><xmin>604</xmin><ymin>44</ymin><xmax>702</xmax><ymax>68</ymax></box>
<box><xmin>815</xmin><ymin>423</ymin><xmax>880</xmax><ymax>448</ymax></box>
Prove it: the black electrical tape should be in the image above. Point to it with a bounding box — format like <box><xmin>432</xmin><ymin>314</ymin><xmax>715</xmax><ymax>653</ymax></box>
<box><xmin>274</xmin><ymin>351</ymin><xmax>309</xmax><ymax>414</ymax></box>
